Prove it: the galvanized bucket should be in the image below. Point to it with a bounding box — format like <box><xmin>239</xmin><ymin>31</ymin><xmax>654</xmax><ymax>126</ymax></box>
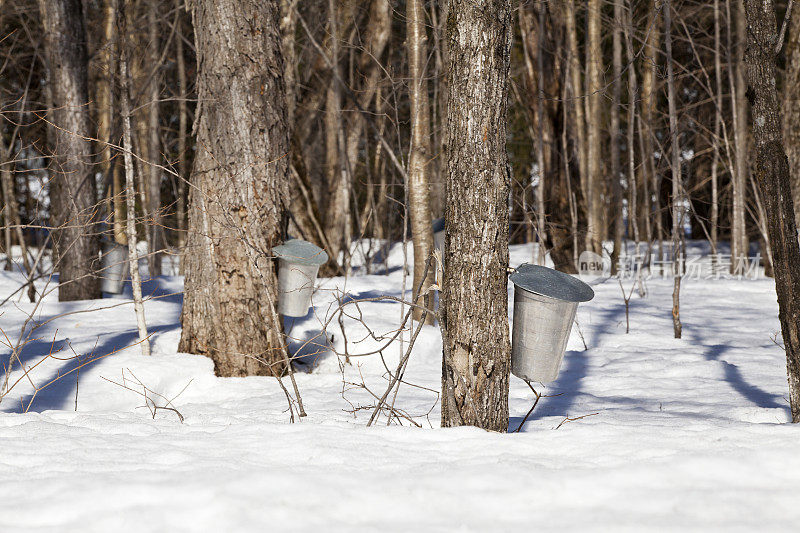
<box><xmin>100</xmin><ymin>241</ymin><xmax>127</xmax><ymax>294</ymax></box>
<box><xmin>509</xmin><ymin>264</ymin><xmax>594</xmax><ymax>383</ymax></box>
<box><xmin>272</xmin><ymin>239</ymin><xmax>329</xmax><ymax>317</ymax></box>
<box><xmin>432</xmin><ymin>217</ymin><xmax>445</xmax><ymax>255</ymax></box>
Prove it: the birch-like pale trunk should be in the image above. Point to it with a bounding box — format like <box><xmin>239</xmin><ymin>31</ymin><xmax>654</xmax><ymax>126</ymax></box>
<box><xmin>119</xmin><ymin>0</ymin><xmax>150</xmax><ymax>356</ymax></box>
<box><xmin>406</xmin><ymin>0</ymin><xmax>435</xmax><ymax>322</ymax></box>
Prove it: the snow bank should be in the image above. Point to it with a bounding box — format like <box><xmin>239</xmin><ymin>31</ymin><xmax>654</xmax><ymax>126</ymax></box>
<box><xmin>0</xmin><ymin>243</ymin><xmax>797</xmax><ymax>531</ymax></box>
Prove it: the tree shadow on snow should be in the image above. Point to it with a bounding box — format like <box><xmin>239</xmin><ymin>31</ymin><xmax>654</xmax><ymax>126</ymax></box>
<box><xmin>508</xmin><ymin>291</ymin><xmax>630</xmax><ymax>430</ymax></box>
<box><xmin>112</xmin><ymin>276</ymin><xmax>183</xmax><ymax>305</ymax></box>
<box><xmin>692</xmin><ymin>329</ymin><xmax>787</xmax><ymax>411</ymax></box>
<box><xmin>2</xmin><ymin>323</ymin><xmax>176</xmax><ymax>413</ymax></box>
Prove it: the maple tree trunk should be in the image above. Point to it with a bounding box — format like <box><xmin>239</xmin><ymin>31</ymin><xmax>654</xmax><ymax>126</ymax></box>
<box><xmin>441</xmin><ymin>0</ymin><xmax>513</xmax><ymax>432</ymax></box>
<box><xmin>743</xmin><ymin>0</ymin><xmax>800</xmax><ymax>421</ymax></box>
<box><xmin>179</xmin><ymin>0</ymin><xmax>290</xmax><ymax>377</ymax></box>
<box><xmin>38</xmin><ymin>0</ymin><xmax>101</xmax><ymax>301</ymax></box>
<box><xmin>784</xmin><ymin>2</ymin><xmax>800</xmax><ymax>229</ymax></box>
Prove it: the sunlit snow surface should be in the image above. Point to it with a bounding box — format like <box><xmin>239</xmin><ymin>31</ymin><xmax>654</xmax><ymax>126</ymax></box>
<box><xmin>0</xmin><ymin>242</ymin><xmax>798</xmax><ymax>532</ymax></box>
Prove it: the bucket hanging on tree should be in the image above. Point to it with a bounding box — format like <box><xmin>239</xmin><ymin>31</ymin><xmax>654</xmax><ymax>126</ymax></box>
<box><xmin>272</xmin><ymin>239</ymin><xmax>328</xmax><ymax>317</ymax></box>
<box><xmin>100</xmin><ymin>240</ymin><xmax>128</xmax><ymax>295</ymax></box>
<box><xmin>509</xmin><ymin>264</ymin><xmax>594</xmax><ymax>383</ymax></box>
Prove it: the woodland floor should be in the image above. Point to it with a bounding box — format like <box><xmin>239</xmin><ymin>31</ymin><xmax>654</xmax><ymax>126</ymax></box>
<box><xmin>0</xmin><ymin>241</ymin><xmax>797</xmax><ymax>532</ymax></box>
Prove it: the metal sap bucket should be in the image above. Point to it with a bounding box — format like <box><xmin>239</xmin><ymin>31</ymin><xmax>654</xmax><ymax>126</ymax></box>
<box><xmin>272</xmin><ymin>239</ymin><xmax>329</xmax><ymax>317</ymax></box>
<box><xmin>432</xmin><ymin>217</ymin><xmax>445</xmax><ymax>255</ymax></box>
<box><xmin>100</xmin><ymin>241</ymin><xmax>128</xmax><ymax>294</ymax></box>
<box><xmin>509</xmin><ymin>264</ymin><xmax>594</xmax><ymax>383</ymax></box>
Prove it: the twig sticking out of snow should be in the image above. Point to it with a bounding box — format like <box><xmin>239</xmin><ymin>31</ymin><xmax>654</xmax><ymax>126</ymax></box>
<box><xmin>101</xmin><ymin>368</ymin><xmax>191</xmax><ymax>423</ymax></box>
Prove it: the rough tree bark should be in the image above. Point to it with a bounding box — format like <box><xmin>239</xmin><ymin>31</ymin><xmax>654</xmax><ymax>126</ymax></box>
<box><xmin>743</xmin><ymin>0</ymin><xmax>800</xmax><ymax>422</ymax></box>
<box><xmin>407</xmin><ymin>0</ymin><xmax>435</xmax><ymax>322</ymax></box>
<box><xmin>784</xmin><ymin>3</ymin><xmax>800</xmax><ymax>229</ymax></box>
<box><xmin>38</xmin><ymin>0</ymin><xmax>101</xmax><ymax>301</ymax></box>
<box><xmin>441</xmin><ymin>0</ymin><xmax>513</xmax><ymax>432</ymax></box>
<box><xmin>179</xmin><ymin>0</ymin><xmax>290</xmax><ymax>377</ymax></box>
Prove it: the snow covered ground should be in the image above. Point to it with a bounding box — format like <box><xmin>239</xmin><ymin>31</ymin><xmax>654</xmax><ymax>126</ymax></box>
<box><xmin>1</xmin><ymin>242</ymin><xmax>798</xmax><ymax>532</ymax></box>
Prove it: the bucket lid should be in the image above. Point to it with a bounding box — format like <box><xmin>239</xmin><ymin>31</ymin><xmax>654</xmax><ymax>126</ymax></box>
<box><xmin>510</xmin><ymin>264</ymin><xmax>594</xmax><ymax>302</ymax></box>
<box><xmin>272</xmin><ymin>239</ymin><xmax>329</xmax><ymax>266</ymax></box>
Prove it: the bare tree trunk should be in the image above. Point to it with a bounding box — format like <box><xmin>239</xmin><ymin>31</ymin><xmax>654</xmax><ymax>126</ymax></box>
<box><xmin>640</xmin><ymin>2</ymin><xmax>661</xmax><ymax>249</ymax></box>
<box><xmin>324</xmin><ymin>0</ymin><xmax>350</xmax><ymax>273</ymax></box>
<box><xmin>407</xmin><ymin>0</ymin><xmax>435</xmax><ymax>322</ymax></box>
<box><xmin>610</xmin><ymin>0</ymin><xmax>624</xmax><ymax>273</ymax></box>
<box><xmin>564</xmin><ymin>0</ymin><xmax>587</xmax><ymax>209</ymax></box>
<box><xmin>664</xmin><ymin>0</ymin><xmax>682</xmax><ymax>339</ymax></box>
<box><xmin>519</xmin><ymin>2</ymin><xmax>547</xmax><ymax>264</ymax></box>
<box><xmin>118</xmin><ymin>0</ymin><xmax>150</xmax><ymax>356</ymax></box>
<box><xmin>743</xmin><ymin>0</ymin><xmax>800</xmax><ymax>422</ymax></box>
<box><xmin>341</xmin><ymin>0</ymin><xmax>390</xmax><ymax>260</ymax></box>
<box><xmin>0</xmin><ymin>141</ymin><xmax>34</xmax><ymax>297</ymax></box>
<box><xmin>146</xmin><ymin>0</ymin><xmax>162</xmax><ymax>276</ymax></box>
<box><xmin>534</xmin><ymin>2</ymin><xmax>547</xmax><ymax>265</ymax></box>
<box><xmin>711</xmin><ymin>0</ymin><xmax>723</xmax><ymax>265</ymax></box>
<box><xmin>179</xmin><ymin>0</ymin><xmax>290</xmax><ymax>377</ymax></box>
<box><xmin>585</xmin><ymin>0</ymin><xmax>603</xmax><ymax>254</ymax></box>
<box><xmin>430</xmin><ymin>1</ymin><xmax>446</xmax><ymax>218</ymax></box>
<box><xmin>280</xmin><ymin>0</ymin><xmax>298</xmax><ymax>131</ymax></box>
<box><xmin>784</xmin><ymin>2</ymin><xmax>800</xmax><ymax>230</ymax></box>
<box><xmin>623</xmin><ymin>0</ymin><xmax>640</xmax><ymax>249</ymax></box>
<box><xmin>2</xmin><ymin>177</ymin><xmax>10</xmax><ymax>271</ymax></box>
<box><xmin>730</xmin><ymin>0</ymin><xmax>749</xmax><ymax>272</ymax></box>
<box><xmin>175</xmin><ymin>0</ymin><xmax>187</xmax><ymax>271</ymax></box>
<box><xmin>38</xmin><ymin>0</ymin><xmax>101</xmax><ymax>302</ymax></box>
<box><xmin>441</xmin><ymin>0</ymin><xmax>513</xmax><ymax>432</ymax></box>
<box><xmin>98</xmin><ymin>0</ymin><xmax>126</xmax><ymax>246</ymax></box>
